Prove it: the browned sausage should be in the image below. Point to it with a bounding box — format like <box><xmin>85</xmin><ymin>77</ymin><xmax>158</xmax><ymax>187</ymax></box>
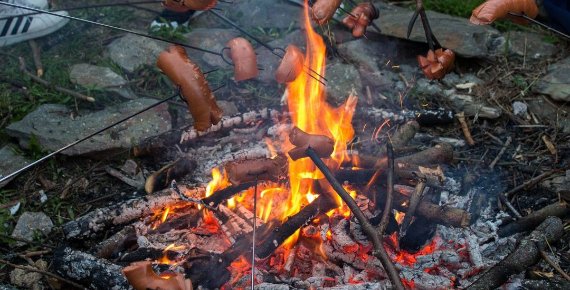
<box><xmin>162</xmin><ymin>0</ymin><xmax>192</xmax><ymax>12</ymax></box>
<box><xmin>183</xmin><ymin>0</ymin><xmax>217</xmax><ymax>10</ymax></box>
<box><xmin>341</xmin><ymin>3</ymin><xmax>379</xmax><ymax>38</ymax></box>
<box><xmin>226</xmin><ymin>37</ymin><xmax>258</xmax><ymax>81</ymax></box>
<box><xmin>470</xmin><ymin>0</ymin><xmax>538</xmax><ymax>25</ymax></box>
<box><xmin>156</xmin><ymin>45</ymin><xmax>223</xmax><ymax>131</ymax></box>
<box><xmin>225</xmin><ymin>154</ymin><xmax>287</xmax><ymax>185</ymax></box>
<box><xmin>417</xmin><ymin>48</ymin><xmax>455</xmax><ymax>80</ymax></box>
<box><xmin>288</xmin><ymin>126</ymin><xmax>335</xmax><ymax>160</ymax></box>
<box><xmin>311</xmin><ymin>0</ymin><xmax>343</xmax><ymax>25</ymax></box>
<box><xmin>123</xmin><ymin>261</ymin><xmax>193</xmax><ymax>290</ymax></box>
<box><xmin>275</xmin><ymin>44</ymin><xmax>305</xmax><ymax>83</ymax></box>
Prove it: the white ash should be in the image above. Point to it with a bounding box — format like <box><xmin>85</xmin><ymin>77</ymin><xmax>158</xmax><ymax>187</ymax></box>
<box><xmin>400</xmin><ymin>268</ymin><xmax>454</xmax><ymax>290</ymax></box>
<box><xmin>331</xmin><ymin>219</ymin><xmax>359</xmax><ymax>253</ymax></box>
<box><xmin>324</xmin><ymin>282</ymin><xmax>387</xmax><ymax>290</ymax></box>
<box><xmin>254</xmin><ymin>283</ymin><xmax>290</xmax><ymax>290</ymax></box>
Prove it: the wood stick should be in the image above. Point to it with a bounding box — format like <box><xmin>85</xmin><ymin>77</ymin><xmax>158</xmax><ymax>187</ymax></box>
<box><xmin>399</xmin><ymin>179</ymin><xmax>426</xmax><ymax>237</ymax></box>
<box><xmin>466</xmin><ymin>217</ymin><xmax>564</xmax><ymax>290</ymax></box>
<box><xmin>145</xmin><ymin>156</ymin><xmax>197</xmax><ymax>193</ymax></box>
<box><xmin>304</xmin><ymin>147</ymin><xmax>405</xmax><ymax>290</ymax></box>
<box><xmin>498</xmin><ymin>202</ymin><xmax>569</xmax><ymax>238</ymax></box>
<box><xmin>504</xmin><ymin>170</ymin><xmax>559</xmax><ymax>199</ymax></box>
<box><xmin>51</xmin><ymin>247</ymin><xmax>130</xmax><ymax>290</ymax></box>
<box><xmin>489</xmin><ymin>136</ymin><xmax>512</xmax><ymax>169</ymax></box>
<box><xmin>378</xmin><ymin>142</ymin><xmax>394</xmax><ymax>234</ymax></box>
<box><xmin>105</xmin><ymin>166</ymin><xmax>143</xmax><ymax>188</ymax></box>
<box><xmin>0</xmin><ymin>258</ymin><xmax>85</xmax><ymax>289</ymax></box>
<box><xmin>456</xmin><ymin>112</ymin><xmax>475</xmax><ymax>146</ymax></box>
<box><xmin>540</xmin><ymin>250</ymin><xmax>570</xmax><ymax>281</ymax></box>
<box><xmin>18</xmin><ymin>57</ymin><xmax>95</xmax><ymax>102</ymax></box>
<box><xmin>28</xmin><ymin>40</ymin><xmax>43</xmax><ymax>77</ymax></box>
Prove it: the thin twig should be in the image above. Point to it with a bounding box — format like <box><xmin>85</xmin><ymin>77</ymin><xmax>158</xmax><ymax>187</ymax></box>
<box><xmin>489</xmin><ymin>136</ymin><xmax>512</xmax><ymax>169</ymax></box>
<box><xmin>0</xmin><ymin>258</ymin><xmax>86</xmax><ymax>289</ymax></box>
<box><xmin>539</xmin><ymin>249</ymin><xmax>570</xmax><ymax>281</ymax></box>
<box><xmin>456</xmin><ymin>112</ymin><xmax>475</xmax><ymax>145</ymax></box>
<box><xmin>505</xmin><ymin>170</ymin><xmax>559</xmax><ymax>199</ymax></box>
<box><xmin>28</xmin><ymin>40</ymin><xmax>43</xmax><ymax>77</ymax></box>
<box><xmin>18</xmin><ymin>57</ymin><xmax>95</xmax><ymax>102</ymax></box>
<box><xmin>498</xmin><ymin>193</ymin><xmax>522</xmax><ymax>218</ymax></box>
<box><xmin>399</xmin><ymin>179</ymin><xmax>426</xmax><ymax>237</ymax></box>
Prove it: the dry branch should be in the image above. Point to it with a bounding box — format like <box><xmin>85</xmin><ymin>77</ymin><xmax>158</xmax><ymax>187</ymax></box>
<box><xmin>145</xmin><ymin>157</ymin><xmax>197</xmax><ymax>193</ymax></box>
<box><xmin>28</xmin><ymin>40</ymin><xmax>43</xmax><ymax>77</ymax></box>
<box><xmin>498</xmin><ymin>202</ymin><xmax>569</xmax><ymax>238</ymax></box>
<box><xmin>466</xmin><ymin>217</ymin><xmax>564</xmax><ymax>290</ymax></box>
<box><xmin>399</xmin><ymin>180</ymin><xmax>426</xmax><ymax>237</ymax></box>
<box><xmin>456</xmin><ymin>112</ymin><xmax>475</xmax><ymax>145</ymax></box>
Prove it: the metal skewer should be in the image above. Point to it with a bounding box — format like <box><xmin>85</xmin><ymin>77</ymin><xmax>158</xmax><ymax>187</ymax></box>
<box><xmin>507</xmin><ymin>12</ymin><xmax>570</xmax><ymax>41</ymax></box>
<box><xmin>0</xmin><ymin>2</ymin><xmax>224</xmax><ymax>57</ymax></box>
<box><xmin>251</xmin><ymin>175</ymin><xmax>258</xmax><ymax>290</ymax></box>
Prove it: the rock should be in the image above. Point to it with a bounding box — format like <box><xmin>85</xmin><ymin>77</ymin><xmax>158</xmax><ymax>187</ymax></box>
<box><xmin>373</xmin><ymin>2</ymin><xmax>504</xmax><ymax>58</ymax></box>
<box><xmin>184</xmin><ymin>28</ymin><xmax>240</xmax><ymax>69</ymax></box>
<box><xmin>415</xmin><ymin>78</ymin><xmax>444</xmax><ymax>96</ymax></box>
<box><xmin>541</xmin><ymin>170</ymin><xmax>570</xmax><ymax>194</ymax></box>
<box><xmin>256</xmin><ymin>30</ymin><xmax>307</xmax><ymax>83</ymax></box>
<box><xmin>325</xmin><ymin>62</ymin><xmax>363</xmax><ymax>105</ymax></box>
<box><xmin>69</xmin><ymin>63</ymin><xmax>136</xmax><ymax>99</ymax></box>
<box><xmin>11</xmin><ymin>212</ymin><xmax>53</xmax><ymax>245</ymax></box>
<box><xmin>107</xmin><ymin>34</ymin><xmax>167</xmax><ymax>73</ymax></box>
<box><xmin>527</xmin><ymin>98</ymin><xmax>570</xmax><ymax>133</ymax></box>
<box><xmin>6</xmin><ymin>98</ymin><xmax>171</xmax><ymax>156</ymax></box>
<box><xmin>506</xmin><ymin>31</ymin><xmax>559</xmax><ymax>60</ymax></box>
<box><xmin>534</xmin><ymin>57</ymin><xmax>570</xmax><ymax>101</ymax></box>
<box><xmin>217</xmin><ymin>101</ymin><xmax>239</xmax><ymax>116</ymax></box>
<box><xmin>10</xmin><ymin>260</ymin><xmax>47</xmax><ymax>290</ymax></box>
<box><xmin>441</xmin><ymin>73</ymin><xmax>483</xmax><ymax>89</ymax></box>
<box><xmin>512</xmin><ymin>101</ymin><xmax>528</xmax><ymax>117</ymax></box>
<box><xmin>0</xmin><ymin>146</ymin><xmax>31</xmax><ymax>188</ymax></box>
<box><xmin>190</xmin><ymin>0</ymin><xmax>303</xmax><ymax>30</ymax></box>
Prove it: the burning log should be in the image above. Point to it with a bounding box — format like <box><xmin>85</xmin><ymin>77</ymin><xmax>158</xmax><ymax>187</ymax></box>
<box><xmin>145</xmin><ymin>157</ymin><xmax>197</xmax><ymax>193</ymax></box>
<box><xmin>225</xmin><ymin>155</ymin><xmax>288</xmax><ymax>185</ymax></box>
<box><xmin>415</xmin><ymin>201</ymin><xmax>470</xmax><ymax>228</ymax></box>
<box><xmin>201</xmin><ymin>181</ymin><xmax>257</xmax><ymax>208</ymax></box>
<box><xmin>466</xmin><ymin>216</ymin><xmax>564</xmax><ymax>290</ymax></box>
<box><xmin>497</xmin><ymin>201</ymin><xmax>569</xmax><ymax>238</ymax></box>
<box><xmin>62</xmin><ymin>188</ymin><xmax>204</xmax><ymax>240</ymax></box>
<box><xmin>366</xmin><ymin>108</ymin><xmax>455</xmax><ymax>126</ymax></box>
<box><xmin>52</xmin><ymin>247</ymin><xmax>130</xmax><ymax>290</ymax></box>
<box><xmin>123</xmin><ymin>261</ymin><xmax>193</xmax><ymax>290</ymax></box>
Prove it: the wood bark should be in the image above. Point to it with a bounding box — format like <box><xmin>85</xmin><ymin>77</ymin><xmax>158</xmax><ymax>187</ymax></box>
<box><xmin>498</xmin><ymin>202</ymin><xmax>568</xmax><ymax>238</ymax></box>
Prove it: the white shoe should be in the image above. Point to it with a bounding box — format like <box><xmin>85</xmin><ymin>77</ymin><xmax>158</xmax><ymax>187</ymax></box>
<box><xmin>0</xmin><ymin>1</ymin><xmax>69</xmax><ymax>47</ymax></box>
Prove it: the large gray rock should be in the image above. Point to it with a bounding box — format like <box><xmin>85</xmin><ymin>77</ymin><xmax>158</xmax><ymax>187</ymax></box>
<box><xmin>69</xmin><ymin>63</ymin><xmax>136</xmax><ymax>99</ymax></box>
<box><xmin>11</xmin><ymin>212</ymin><xmax>53</xmax><ymax>245</ymax></box>
<box><xmin>506</xmin><ymin>31</ymin><xmax>559</xmax><ymax>60</ymax></box>
<box><xmin>107</xmin><ymin>34</ymin><xmax>167</xmax><ymax>73</ymax></box>
<box><xmin>325</xmin><ymin>62</ymin><xmax>363</xmax><ymax>105</ymax></box>
<box><xmin>534</xmin><ymin>57</ymin><xmax>570</xmax><ymax>102</ymax></box>
<box><xmin>190</xmin><ymin>0</ymin><xmax>303</xmax><ymax>30</ymax></box>
<box><xmin>373</xmin><ymin>2</ymin><xmax>504</xmax><ymax>58</ymax></box>
<box><xmin>0</xmin><ymin>146</ymin><xmax>31</xmax><ymax>188</ymax></box>
<box><xmin>184</xmin><ymin>28</ymin><xmax>240</xmax><ymax>68</ymax></box>
<box><xmin>6</xmin><ymin>98</ymin><xmax>171</xmax><ymax>156</ymax></box>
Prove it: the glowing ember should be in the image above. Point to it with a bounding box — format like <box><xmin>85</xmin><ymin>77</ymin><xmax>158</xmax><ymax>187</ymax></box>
<box><xmin>387</xmin><ymin>232</ymin><xmax>439</xmax><ymax>266</ymax></box>
<box><xmin>394</xmin><ymin>210</ymin><xmax>406</xmax><ymax>224</ymax></box>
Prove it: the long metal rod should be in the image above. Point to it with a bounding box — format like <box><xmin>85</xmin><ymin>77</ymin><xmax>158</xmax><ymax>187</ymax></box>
<box><xmin>0</xmin><ymin>0</ymin><xmax>163</xmax><ymax>21</ymax></box>
<box><xmin>0</xmin><ymin>2</ymin><xmax>223</xmax><ymax>56</ymax></box>
<box><xmin>508</xmin><ymin>12</ymin><xmax>570</xmax><ymax>41</ymax></box>
<box><xmin>0</xmin><ymin>93</ymin><xmax>179</xmax><ymax>184</ymax></box>
<box><xmin>251</xmin><ymin>175</ymin><xmax>258</xmax><ymax>289</ymax></box>
<box><xmin>208</xmin><ymin>9</ymin><xmax>328</xmax><ymax>86</ymax></box>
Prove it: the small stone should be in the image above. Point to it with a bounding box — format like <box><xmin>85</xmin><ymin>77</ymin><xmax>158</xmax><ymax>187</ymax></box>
<box><xmin>107</xmin><ymin>34</ymin><xmax>167</xmax><ymax>73</ymax></box>
<box><xmin>534</xmin><ymin>57</ymin><xmax>570</xmax><ymax>101</ymax></box>
<box><xmin>0</xmin><ymin>145</ymin><xmax>31</xmax><ymax>188</ymax></box>
<box><xmin>39</xmin><ymin>190</ymin><xmax>48</xmax><ymax>204</ymax></box>
<box><xmin>11</xmin><ymin>212</ymin><xmax>53</xmax><ymax>246</ymax></box>
<box><xmin>69</xmin><ymin>63</ymin><xmax>136</xmax><ymax>99</ymax></box>
<box><xmin>217</xmin><ymin>101</ymin><xmax>239</xmax><ymax>116</ymax></box>
<box><xmin>512</xmin><ymin>101</ymin><xmax>528</xmax><ymax>117</ymax></box>
<box><xmin>10</xmin><ymin>260</ymin><xmax>47</xmax><ymax>290</ymax></box>
<box><xmin>415</xmin><ymin>78</ymin><xmax>444</xmax><ymax>96</ymax></box>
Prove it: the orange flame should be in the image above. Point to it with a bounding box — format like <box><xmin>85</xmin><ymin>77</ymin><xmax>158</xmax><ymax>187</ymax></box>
<box><xmin>281</xmin><ymin>0</ymin><xmax>358</xmax><ymax>246</ymax></box>
<box><xmin>206</xmin><ymin>168</ymin><xmax>231</xmax><ymax>198</ymax></box>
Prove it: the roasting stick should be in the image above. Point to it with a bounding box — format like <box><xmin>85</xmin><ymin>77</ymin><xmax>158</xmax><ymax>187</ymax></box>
<box><xmin>251</xmin><ymin>175</ymin><xmax>259</xmax><ymax>290</ymax></box>
<box><xmin>508</xmin><ymin>12</ymin><xmax>570</xmax><ymax>41</ymax></box>
<box><xmin>0</xmin><ymin>2</ymin><xmax>225</xmax><ymax>57</ymax></box>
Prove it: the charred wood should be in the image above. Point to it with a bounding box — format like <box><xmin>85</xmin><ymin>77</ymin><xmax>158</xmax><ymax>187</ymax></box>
<box><xmin>201</xmin><ymin>181</ymin><xmax>257</xmax><ymax>207</ymax></box>
<box><xmin>145</xmin><ymin>157</ymin><xmax>197</xmax><ymax>193</ymax></box>
<box><xmin>399</xmin><ymin>180</ymin><xmax>426</xmax><ymax>237</ymax></box>
<box><xmin>52</xmin><ymin>247</ymin><xmax>130</xmax><ymax>290</ymax></box>
<box><xmin>415</xmin><ymin>201</ymin><xmax>470</xmax><ymax>228</ymax></box>
<box><xmin>95</xmin><ymin>225</ymin><xmax>136</xmax><ymax>259</ymax></box>
<box><xmin>466</xmin><ymin>217</ymin><xmax>565</xmax><ymax>290</ymax></box>
<box><xmin>520</xmin><ymin>279</ymin><xmax>570</xmax><ymax>290</ymax></box>
<box><xmin>497</xmin><ymin>202</ymin><xmax>569</xmax><ymax>238</ymax></box>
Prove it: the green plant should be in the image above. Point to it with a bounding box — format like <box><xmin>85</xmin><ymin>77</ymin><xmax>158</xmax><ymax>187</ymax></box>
<box><xmin>423</xmin><ymin>0</ymin><xmax>485</xmax><ymax>18</ymax></box>
<box><xmin>149</xmin><ymin>21</ymin><xmax>190</xmax><ymax>42</ymax></box>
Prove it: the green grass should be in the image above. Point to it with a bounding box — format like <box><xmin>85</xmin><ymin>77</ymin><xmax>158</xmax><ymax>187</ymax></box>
<box><xmin>423</xmin><ymin>0</ymin><xmax>485</xmax><ymax>18</ymax></box>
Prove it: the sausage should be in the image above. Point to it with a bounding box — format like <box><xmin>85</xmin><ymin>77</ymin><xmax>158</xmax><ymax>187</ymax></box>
<box><xmin>162</xmin><ymin>0</ymin><xmax>217</xmax><ymax>12</ymax></box>
<box><xmin>470</xmin><ymin>0</ymin><xmax>538</xmax><ymax>25</ymax></box>
<box><xmin>162</xmin><ymin>0</ymin><xmax>192</xmax><ymax>12</ymax></box>
<box><xmin>417</xmin><ymin>48</ymin><xmax>455</xmax><ymax>80</ymax></box>
<box><xmin>226</xmin><ymin>37</ymin><xmax>258</xmax><ymax>81</ymax></box>
<box><xmin>225</xmin><ymin>154</ymin><xmax>287</xmax><ymax>185</ymax></box>
<box><xmin>123</xmin><ymin>261</ymin><xmax>193</xmax><ymax>290</ymax></box>
<box><xmin>311</xmin><ymin>0</ymin><xmax>343</xmax><ymax>25</ymax></box>
<box><xmin>183</xmin><ymin>0</ymin><xmax>217</xmax><ymax>10</ymax></box>
<box><xmin>275</xmin><ymin>44</ymin><xmax>305</xmax><ymax>83</ymax></box>
<box><xmin>156</xmin><ymin>45</ymin><xmax>223</xmax><ymax>131</ymax></box>
<box><xmin>288</xmin><ymin>126</ymin><xmax>335</xmax><ymax>160</ymax></box>
<box><xmin>341</xmin><ymin>3</ymin><xmax>379</xmax><ymax>38</ymax></box>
